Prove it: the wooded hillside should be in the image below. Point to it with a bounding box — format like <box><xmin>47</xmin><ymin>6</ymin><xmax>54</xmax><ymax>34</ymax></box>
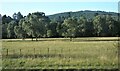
<box><xmin>2</xmin><ymin>10</ymin><xmax>120</xmax><ymax>39</ymax></box>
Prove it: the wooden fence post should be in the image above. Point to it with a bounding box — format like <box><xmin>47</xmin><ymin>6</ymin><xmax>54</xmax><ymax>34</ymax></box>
<box><xmin>6</xmin><ymin>49</ymin><xmax>8</xmax><ymax>56</ymax></box>
<box><xmin>34</xmin><ymin>48</ymin><xmax>35</xmax><ymax>58</ymax></box>
<box><xmin>55</xmin><ymin>49</ymin><xmax>56</xmax><ymax>55</ymax></box>
<box><xmin>13</xmin><ymin>50</ymin><xmax>15</xmax><ymax>55</ymax></box>
<box><xmin>39</xmin><ymin>49</ymin><xmax>41</xmax><ymax>54</ymax></box>
<box><xmin>69</xmin><ymin>48</ymin><xmax>71</xmax><ymax>63</ymax></box>
<box><xmin>61</xmin><ymin>48</ymin><xmax>63</xmax><ymax>58</ymax></box>
<box><xmin>48</xmin><ymin>48</ymin><xmax>49</xmax><ymax>57</ymax></box>
<box><xmin>20</xmin><ymin>49</ymin><xmax>21</xmax><ymax>57</ymax></box>
<box><xmin>34</xmin><ymin>48</ymin><xmax>35</xmax><ymax>55</ymax></box>
<box><xmin>28</xmin><ymin>49</ymin><xmax>29</xmax><ymax>54</ymax></box>
<box><xmin>69</xmin><ymin>48</ymin><xmax>70</xmax><ymax>54</ymax></box>
<box><xmin>61</xmin><ymin>48</ymin><xmax>63</xmax><ymax>54</ymax></box>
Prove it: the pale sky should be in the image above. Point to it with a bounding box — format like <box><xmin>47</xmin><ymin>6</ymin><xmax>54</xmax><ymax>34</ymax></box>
<box><xmin>0</xmin><ymin>0</ymin><xmax>120</xmax><ymax>17</ymax></box>
<box><xmin>1</xmin><ymin>0</ymin><xmax>120</xmax><ymax>2</ymax></box>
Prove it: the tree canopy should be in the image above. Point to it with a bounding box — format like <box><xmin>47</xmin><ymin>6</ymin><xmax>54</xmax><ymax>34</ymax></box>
<box><xmin>2</xmin><ymin>11</ymin><xmax>120</xmax><ymax>40</ymax></box>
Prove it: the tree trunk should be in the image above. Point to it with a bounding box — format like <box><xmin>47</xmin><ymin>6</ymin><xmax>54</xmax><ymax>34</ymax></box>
<box><xmin>36</xmin><ymin>37</ymin><xmax>38</xmax><ymax>41</ymax></box>
<box><xmin>22</xmin><ymin>37</ymin><xmax>25</xmax><ymax>40</ymax></box>
<box><xmin>22</xmin><ymin>38</ymin><xmax>24</xmax><ymax>40</ymax></box>
<box><xmin>32</xmin><ymin>37</ymin><xmax>33</xmax><ymax>41</ymax></box>
<box><xmin>70</xmin><ymin>37</ymin><xmax>72</xmax><ymax>41</ymax></box>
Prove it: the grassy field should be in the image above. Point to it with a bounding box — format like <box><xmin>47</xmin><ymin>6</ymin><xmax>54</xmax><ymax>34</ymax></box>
<box><xmin>2</xmin><ymin>37</ymin><xmax>119</xmax><ymax>69</ymax></box>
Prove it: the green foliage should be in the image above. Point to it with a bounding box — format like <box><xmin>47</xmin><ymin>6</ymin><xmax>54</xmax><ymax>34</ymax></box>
<box><xmin>77</xmin><ymin>17</ymin><xmax>87</xmax><ymax>36</ymax></box>
<box><xmin>47</xmin><ymin>30</ymin><xmax>53</xmax><ymax>37</ymax></box>
<box><xmin>12</xmin><ymin>12</ymin><xmax>23</xmax><ymax>21</ymax></box>
<box><xmin>2</xmin><ymin>11</ymin><xmax>120</xmax><ymax>39</ymax></box>
<box><xmin>46</xmin><ymin>21</ymin><xmax>58</xmax><ymax>37</ymax></box>
<box><xmin>93</xmin><ymin>15</ymin><xmax>118</xmax><ymax>36</ymax></box>
<box><xmin>93</xmin><ymin>15</ymin><xmax>103</xmax><ymax>36</ymax></box>
<box><xmin>7</xmin><ymin>21</ymin><xmax>17</xmax><ymax>38</ymax></box>
<box><xmin>2</xmin><ymin>23</ymin><xmax>8</xmax><ymax>38</ymax></box>
<box><xmin>14</xmin><ymin>19</ymin><xmax>26</xmax><ymax>39</ymax></box>
<box><xmin>49</xmin><ymin>10</ymin><xmax>118</xmax><ymax>22</ymax></box>
<box><xmin>2</xmin><ymin>15</ymin><xmax>12</xmax><ymax>24</ymax></box>
<box><xmin>20</xmin><ymin>12</ymin><xmax>50</xmax><ymax>40</ymax></box>
<box><xmin>62</xmin><ymin>17</ymin><xmax>78</xmax><ymax>38</ymax></box>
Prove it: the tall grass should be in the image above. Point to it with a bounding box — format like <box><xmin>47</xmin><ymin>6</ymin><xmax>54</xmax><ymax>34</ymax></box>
<box><xmin>2</xmin><ymin>38</ymin><xmax>118</xmax><ymax>69</ymax></box>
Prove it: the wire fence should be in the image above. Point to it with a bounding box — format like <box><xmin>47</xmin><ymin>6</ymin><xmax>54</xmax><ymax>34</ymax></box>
<box><xmin>3</xmin><ymin>48</ymin><xmax>75</xmax><ymax>59</ymax></box>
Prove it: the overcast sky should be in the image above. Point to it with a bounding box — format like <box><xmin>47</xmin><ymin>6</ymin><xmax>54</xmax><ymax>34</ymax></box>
<box><xmin>0</xmin><ymin>0</ymin><xmax>120</xmax><ymax>17</ymax></box>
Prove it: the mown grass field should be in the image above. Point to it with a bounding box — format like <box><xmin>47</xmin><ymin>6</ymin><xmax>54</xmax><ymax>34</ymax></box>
<box><xmin>2</xmin><ymin>37</ymin><xmax>119</xmax><ymax>69</ymax></box>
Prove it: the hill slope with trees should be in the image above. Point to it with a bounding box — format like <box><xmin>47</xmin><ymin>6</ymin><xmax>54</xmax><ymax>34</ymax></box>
<box><xmin>48</xmin><ymin>10</ymin><xmax>118</xmax><ymax>22</ymax></box>
<box><xmin>1</xmin><ymin>10</ymin><xmax>120</xmax><ymax>40</ymax></box>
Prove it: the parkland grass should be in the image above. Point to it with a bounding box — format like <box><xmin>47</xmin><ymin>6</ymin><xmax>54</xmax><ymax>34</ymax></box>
<box><xmin>2</xmin><ymin>37</ymin><xmax>119</xmax><ymax>69</ymax></box>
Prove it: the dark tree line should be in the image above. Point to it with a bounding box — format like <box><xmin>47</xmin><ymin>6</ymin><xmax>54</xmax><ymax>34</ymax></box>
<box><xmin>2</xmin><ymin>11</ymin><xmax>120</xmax><ymax>40</ymax></box>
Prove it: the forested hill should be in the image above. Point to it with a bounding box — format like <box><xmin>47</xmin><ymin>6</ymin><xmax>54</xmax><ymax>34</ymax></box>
<box><xmin>2</xmin><ymin>10</ymin><xmax>120</xmax><ymax>39</ymax></box>
<box><xmin>48</xmin><ymin>10</ymin><xmax>118</xmax><ymax>21</ymax></box>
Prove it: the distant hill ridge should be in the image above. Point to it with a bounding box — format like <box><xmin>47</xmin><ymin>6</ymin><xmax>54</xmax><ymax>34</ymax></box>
<box><xmin>48</xmin><ymin>10</ymin><xmax>118</xmax><ymax>21</ymax></box>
